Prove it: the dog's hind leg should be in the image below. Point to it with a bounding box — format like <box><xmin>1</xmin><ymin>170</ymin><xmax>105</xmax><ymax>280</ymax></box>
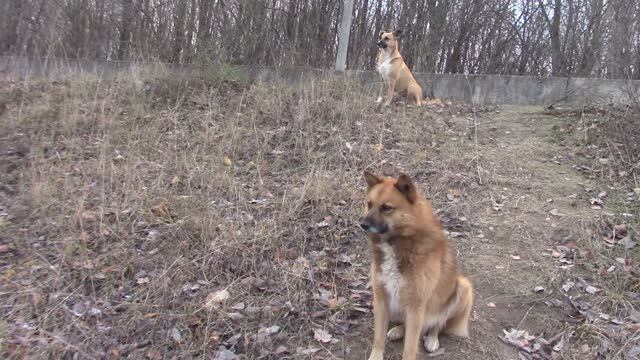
<box><xmin>407</xmin><ymin>84</ymin><xmax>423</xmax><ymax>106</ymax></box>
<box><xmin>423</xmin><ymin>326</ymin><xmax>440</xmax><ymax>352</ymax></box>
<box><xmin>387</xmin><ymin>324</ymin><xmax>405</xmax><ymax>341</ymax></box>
<box><xmin>443</xmin><ymin>276</ymin><xmax>473</xmax><ymax>337</ymax></box>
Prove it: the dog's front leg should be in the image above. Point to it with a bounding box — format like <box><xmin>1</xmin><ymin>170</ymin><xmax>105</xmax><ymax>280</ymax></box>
<box><xmin>401</xmin><ymin>304</ymin><xmax>426</xmax><ymax>360</ymax></box>
<box><xmin>376</xmin><ymin>80</ymin><xmax>385</xmax><ymax>103</ymax></box>
<box><xmin>368</xmin><ymin>283</ymin><xmax>389</xmax><ymax>360</ymax></box>
<box><xmin>383</xmin><ymin>78</ymin><xmax>396</xmax><ymax>106</ymax></box>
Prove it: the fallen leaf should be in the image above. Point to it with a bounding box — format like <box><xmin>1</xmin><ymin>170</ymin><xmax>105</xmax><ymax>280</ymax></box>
<box><xmin>256</xmin><ymin>325</ymin><xmax>280</xmax><ymax>343</ymax></box>
<box><xmin>150</xmin><ymin>203</ymin><xmax>170</xmax><ymax>218</ymax></box>
<box><xmin>447</xmin><ymin>188</ymin><xmax>461</xmax><ymax>198</ymax></box>
<box><xmin>274</xmin><ymin>345</ymin><xmax>288</xmax><ymax>355</ymax></box>
<box><xmin>345</xmin><ymin>142</ymin><xmax>353</xmax><ymax>151</ymax></box>
<box><xmin>619</xmin><ymin>235</ymin><xmax>637</xmax><ymax>249</ymax></box>
<box><xmin>327</xmin><ymin>298</ymin><xmax>339</xmax><ymax>310</ymax></box>
<box><xmin>169</xmin><ymin>327</ymin><xmax>182</xmax><ymax>343</ymax></box>
<box><xmin>487</xmin><ymin>302</ymin><xmax>496</xmax><ymax>308</ymax></box>
<box><xmin>373</xmin><ymin>143</ymin><xmax>384</xmax><ymax>152</ymax></box>
<box><xmin>146</xmin><ymin>350</ymin><xmax>162</xmax><ymax>360</ymax></box>
<box><xmin>597</xmin><ymin>191</ymin><xmax>607</xmax><ymax>198</ymax></box>
<box><xmin>106</xmin><ymin>348</ymin><xmax>121</xmax><ymax>360</ymax></box>
<box><xmin>590</xmin><ymin>198</ymin><xmax>604</xmax><ymax>207</ymax></box>
<box><xmin>585</xmin><ymin>286</ymin><xmax>599</xmax><ymax>294</ymax></box>
<box><xmin>549</xmin><ymin>208</ymin><xmax>564</xmax><ymax>216</ymax></box>
<box><xmin>230</xmin><ymin>302</ymin><xmax>245</xmax><ymax>311</ymax></box>
<box><xmin>316</xmin><ymin>220</ymin><xmax>330</xmax><ymax>228</ymax></box>
<box><xmin>71</xmin><ymin>302</ymin><xmax>86</xmax><ymax>317</ymax></box>
<box><xmin>223</xmin><ymin>156</ymin><xmax>233</xmax><ymax>166</ymax></box>
<box><xmin>313</xmin><ymin>328</ymin><xmax>333</xmax><ymax>343</ymax></box>
<box><xmin>510</xmin><ymin>254</ymin><xmax>521</xmax><ymax>260</ymax></box>
<box><xmin>533</xmin><ymin>286</ymin><xmax>545</xmax><ymax>293</ymax></box>
<box><xmin>171</xmin><ymin>176</ymin><xmax>180</xmax><ymax>186</ymax></box>
<box><xmin>296</xmin><ymin>347</ymin><xmax>320</xmax><ymax>355</ymax></box>
<box><xmin>227</xmin><ymin>312</ymin><xmax>244</xmax><ymax>321</ymax></box>
<box><xmin>80</xmin><ymin>210</ymin><xmax>96</xmax><ymax>221</ymax></box>
<box><xmin>562</xmin><ymin>281</ymin><xmax>574</xmax><ymax>292</ymax></box>
<box><xmin>215</xmin><ymin>348</ymin><xmax>238</xmax><ymax>360</ymax></box>
<box><xmin>205</xmin><ymin>289</ymin><xmax>230</xmax><ymax>310</ymax></box>
<box><xmin>553</xmin><ymin>335</ymin><xmax>565</xmax><ymax>352</ymax></box>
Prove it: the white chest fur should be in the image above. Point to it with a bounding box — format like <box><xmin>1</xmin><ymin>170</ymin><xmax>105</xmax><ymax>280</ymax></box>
<box><xmin>377</xmin><ymin>242</ymin><xmax>405</xmax><ymax>321</ymax></box>
<box><xmin>377</xmin><ymin>54</ymin><xmax>393</xmax><ymax>79</ymax></box>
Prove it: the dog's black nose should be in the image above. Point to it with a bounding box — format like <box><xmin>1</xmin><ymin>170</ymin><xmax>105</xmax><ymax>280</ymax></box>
<box><xmin>360</xmin><ymin>222</ymin><xmax>371</xmax><ymax>231</ymax></box>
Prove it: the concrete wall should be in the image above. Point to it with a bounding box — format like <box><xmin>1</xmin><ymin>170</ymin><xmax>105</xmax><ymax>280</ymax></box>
<box><xmin>2</xmin><ymin>56</ymin><xmax>639</xmax><ymax>106</ymax></box>
<box><xmin>340</xmin><ymin>70</ymin><xmax>640</xmax><ymax>106</ymax></box>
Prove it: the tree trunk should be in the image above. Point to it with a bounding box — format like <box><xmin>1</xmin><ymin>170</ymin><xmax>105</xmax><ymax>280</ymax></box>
<box><xmin>336</xmin><ymin>0</ymin><xmax>355</xmax><ymax>71</ymax></box>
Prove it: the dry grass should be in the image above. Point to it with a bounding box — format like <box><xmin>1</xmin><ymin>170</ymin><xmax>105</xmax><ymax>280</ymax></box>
<box><xmin>0</xmin><ymin>66</ymin><xmax>638</xmax><ymax>359</ymax></box>
<box><xmin>0</xmin><ymin>66</ymin><xmax>481</xmax><ymax>359</ymax></box>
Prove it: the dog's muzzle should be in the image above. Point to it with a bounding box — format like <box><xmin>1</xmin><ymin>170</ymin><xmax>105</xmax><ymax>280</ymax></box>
<box><xmin>376</xmin><ymin>41</ymin><xmax>386</xmax><ymax>49</ymax></box>
<box><xmin>360</xmin><ymin>218</ymin><xmax>389</xmax><ymax>234</ymax></box>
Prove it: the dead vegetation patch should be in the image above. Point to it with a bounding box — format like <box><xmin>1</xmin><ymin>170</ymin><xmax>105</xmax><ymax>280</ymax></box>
<box><xmin>0</xmin><ymin>67</ymin><xmax>484</xmax><ymax>359</ymax></box>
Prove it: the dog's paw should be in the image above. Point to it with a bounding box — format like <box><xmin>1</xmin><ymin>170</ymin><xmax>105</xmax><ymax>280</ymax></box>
<box><xmin>375</xmin><ymin>97</ymin><xmax>383</xmax><ymax>103</ymax></box>
<box><xmin>386</xmin><ymin>325</ymin><xmax>405</xmax><ymax>341</ymax></box>
<box><xmin>423</xmin><ymin>335</ymin><xmax>440</xmax><ymax>352</ymax></box>
<box><xmin>367</xmin><ymin>350</ymin><xmax>384</xmax><ymax>360</ymax></box>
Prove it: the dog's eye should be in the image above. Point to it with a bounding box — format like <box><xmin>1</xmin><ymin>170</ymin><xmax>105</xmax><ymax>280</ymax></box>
<box><xmin>384</xmin><ymin>37</ymin><xmax>389</xmax><ymax>41</ymax></box>
<box><xmin>380</xmin><ymin>204</ymin><xmax>394</xmax><ymax>213</ymax></box>
<box><xmin>367</xmin><ymin>201</ymin><xmax>373</xmax><ymax>209</ymax></box>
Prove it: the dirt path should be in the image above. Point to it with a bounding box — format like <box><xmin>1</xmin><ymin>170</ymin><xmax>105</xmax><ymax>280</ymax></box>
<box><xmin>347</xmin><ymin>106</ymin><xmax>599</xmax><ymax>359</ymax></box>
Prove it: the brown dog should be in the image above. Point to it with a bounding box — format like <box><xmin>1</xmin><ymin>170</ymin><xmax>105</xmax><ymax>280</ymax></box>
<box><xmin>361</xmin><ymin>171</ymin><xmax>473</xmax><ymax>360</ymax></box>
<box><xmin>376</xmin><ymin>30</ymin><xmax>423</xmax><ymax>106</ymax></box>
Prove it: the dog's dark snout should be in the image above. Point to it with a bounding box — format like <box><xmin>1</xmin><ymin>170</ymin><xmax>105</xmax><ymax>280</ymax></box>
<box><xmin>360</xmin><ymin>221</ymin><xmax>371</xmax><ymax>231</ymax></box>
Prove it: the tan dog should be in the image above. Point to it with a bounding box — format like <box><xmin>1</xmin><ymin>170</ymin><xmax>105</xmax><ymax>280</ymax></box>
<box><xmin>361</xmin><ymin>171</ymin><xmax>473</xmax><ymax>360</ymax></box>
<box><xmin>376</xmin><ymin>30</ymin><xmax>423</xmax><ymax>106</ymax></box>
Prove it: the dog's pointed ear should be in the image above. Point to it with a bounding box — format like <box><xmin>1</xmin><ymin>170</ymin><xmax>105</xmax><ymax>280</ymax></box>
<box><xmin>393</xmin><ymin>29</ymin><xmax>403</xmax><ymax>38</ymax></box>
<box><xmin>395</xmin><ymin>173</ymin><xmax>417</xmax><ymax>203</ymax></box>
<box><xmin>364</xmin><ymin>171</ymin><xmax>383</xmax><ymax>190</ymax></box>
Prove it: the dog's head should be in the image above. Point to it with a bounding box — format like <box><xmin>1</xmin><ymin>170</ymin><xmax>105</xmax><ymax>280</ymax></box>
<box><xmin>360</xmin><ymin>171</ymin><xmax>418</xmax><ymax>237</ymax></box>
<box><xmin>376</xmin><ymin>29</ymin><xmax>402</xmax><ymax>50</ymax></box>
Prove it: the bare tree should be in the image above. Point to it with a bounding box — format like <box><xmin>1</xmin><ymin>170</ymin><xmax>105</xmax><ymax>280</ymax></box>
<box><xmin>1</xmin><ymin>0</ymin><xmax>639</xmax><ymax>79</ymax></box>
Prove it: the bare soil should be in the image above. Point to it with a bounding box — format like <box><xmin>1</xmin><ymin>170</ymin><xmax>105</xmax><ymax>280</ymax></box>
<box><xmin>0</xmin><ymin>69</ymin><xmax>638</xmax><ymax>360</ymax></box>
